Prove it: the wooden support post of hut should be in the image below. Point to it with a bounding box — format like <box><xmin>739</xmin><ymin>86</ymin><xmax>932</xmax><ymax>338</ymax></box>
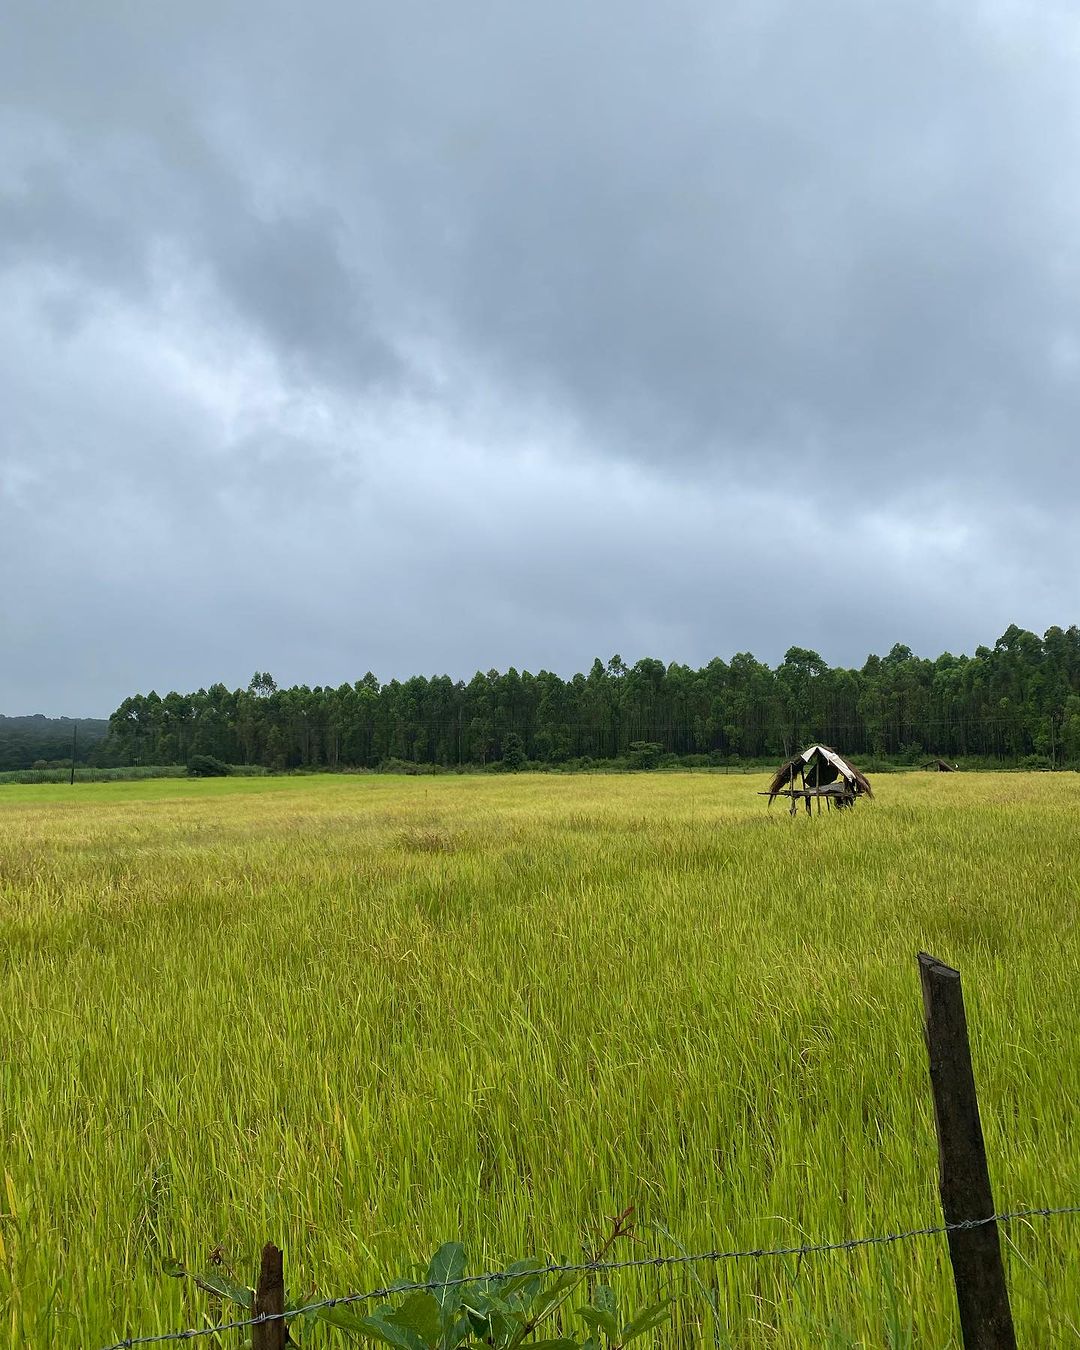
<box><xmin>761</xmin><ymin>744</ymin><xmax>872</xmax><ymax>817</ymax></box>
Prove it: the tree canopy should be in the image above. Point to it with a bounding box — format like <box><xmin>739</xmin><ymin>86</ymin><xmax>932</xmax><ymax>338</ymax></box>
<box><xmin>95</xmin><ymin>625</ymin><xmax>1080</xmax><ymax>772</ymax></box>
<box><xmin>0</xmin><ymin>715</ymin><xmax>109</xmax><ymax>772</ymax></box>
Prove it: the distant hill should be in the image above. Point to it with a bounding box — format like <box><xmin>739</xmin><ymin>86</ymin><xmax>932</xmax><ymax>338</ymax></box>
<box><xmin>0</xmin><ymin>715</ymin><xmax>111</xmax><ymax>770</ymax></box>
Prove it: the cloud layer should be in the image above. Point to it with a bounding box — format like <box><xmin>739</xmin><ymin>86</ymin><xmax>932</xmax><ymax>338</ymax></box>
<box><xmin>3</xmin><ymin>1</ymin><xmax>1079</xmax><ymax>713</ymax></box>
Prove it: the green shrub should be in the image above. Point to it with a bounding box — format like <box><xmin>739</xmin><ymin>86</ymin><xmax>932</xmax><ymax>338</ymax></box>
<box><xmin>187</xmin><ymin>754</ymin><xmax>230</xmax><ymax>778</ymax></box>
<box><xmin>628</xmin><ymin>741</ymin><xmax>663</xmax><ymax>770</ymax></box>
<box><xmin>1019</xmin><ymin>754</ymin><xmax>1053</xmax><ymax>771</ymax></box>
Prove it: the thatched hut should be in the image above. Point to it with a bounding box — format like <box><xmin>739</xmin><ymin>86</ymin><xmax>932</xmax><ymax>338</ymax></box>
<box><xmin>924</xmin><ymin>757</ymin><xmax>958</xmax><ymax>772</ymax></box>
<box><xmin>764</xmin><ymin>744</ymin><xmax>872</xmax><ymax>815</ymax></box>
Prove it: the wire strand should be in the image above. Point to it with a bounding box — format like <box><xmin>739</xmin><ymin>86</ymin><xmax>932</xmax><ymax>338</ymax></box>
<box><xmin>97</xmin><ymin>1203</ymin><xmax>1080</xmax><ymax>1349</ymax></box>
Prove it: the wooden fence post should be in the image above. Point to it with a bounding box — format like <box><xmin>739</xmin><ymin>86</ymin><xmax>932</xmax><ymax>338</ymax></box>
<box><xmin>918</xmin><ymin>953</ymin><xmax>1016</xmax><ymax>1348</ymax></box>
<box><xmin>252</xmin><ymin>1242</ymin><xmax>286</xmax><ymax>1350</ymax></box>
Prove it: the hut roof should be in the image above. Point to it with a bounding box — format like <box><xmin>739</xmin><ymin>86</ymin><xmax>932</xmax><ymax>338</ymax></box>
<box><xmin>767</xmin><ymin>744</ymin><xmax>873</xmax><ymax>802</ymax></box>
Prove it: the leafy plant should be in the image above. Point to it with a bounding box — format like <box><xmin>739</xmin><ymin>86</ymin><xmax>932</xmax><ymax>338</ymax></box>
<box><xmin>187</xmin><ymin>753</ymin><xmax>230</xmax><ymax>777</ymax></box>
<box><xmin>168</xmin><ymin>1211</ymin><xmax>674</xmax><ymax>1348</ymax></box>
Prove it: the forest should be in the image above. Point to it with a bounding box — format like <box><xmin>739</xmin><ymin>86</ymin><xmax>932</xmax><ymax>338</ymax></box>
<box><xmin>0</xmin><ymin>715</ymin><xmax>109</xmax><ymax>772</ymax></box>
<box><xmin>92</xmin><ymin>623</ymin><xmax>1080</xmax><ymax>772</ymax></box>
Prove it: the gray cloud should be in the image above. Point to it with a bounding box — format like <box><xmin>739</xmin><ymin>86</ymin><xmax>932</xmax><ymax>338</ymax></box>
<box><xmin>2</xmin><ymin>1</ymin><xmax>1079</xmax><ymax>714</ymax></box>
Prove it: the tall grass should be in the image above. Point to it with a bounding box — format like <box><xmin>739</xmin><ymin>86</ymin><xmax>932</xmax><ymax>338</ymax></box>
<box><xmin>0</xmin><ymin>765</ymin><xmax>273</xmax><ymax>785</ymax></box>
<box><xmin>0</xmin><ymin>764</ymin><xmax>188</xmax><ymax>785</ymax></box>
<box><xmin>0</xmin><ymin>773</ymin><xmax>1078</xmax><ymax>1347</ymax></box>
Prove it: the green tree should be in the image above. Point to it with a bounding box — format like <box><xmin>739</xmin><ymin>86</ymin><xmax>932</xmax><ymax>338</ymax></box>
<box><xmin>502</xmin><ymin>731</ymin><xmax>526</xmax><ymax>771</ymax></box>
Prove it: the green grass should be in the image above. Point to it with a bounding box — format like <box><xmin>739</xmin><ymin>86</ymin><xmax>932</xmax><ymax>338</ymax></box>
<box><xmin>0</xmin><ymin>765</ymin><xmax>273</xmax><ymax>785</ymax></box>
<box><xmin>0</xmin><ymin>764</ymin><xmax>188</xmax><ymax>785</ymax></box>
<box><xmin>1</xmin><ymin>772</ymin><xmax>1078</xmax><ymax>1346</ymax></box>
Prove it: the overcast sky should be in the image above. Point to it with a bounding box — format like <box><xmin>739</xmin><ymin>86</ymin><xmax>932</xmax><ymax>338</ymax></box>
<box><xmin>3</xmin><ymin>2</ymin><xmax>1079</xmax><ymax>715</ymax></box>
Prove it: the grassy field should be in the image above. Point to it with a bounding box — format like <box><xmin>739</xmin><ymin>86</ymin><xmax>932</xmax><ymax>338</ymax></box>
<box><xmin>1</xmin><ymin>772</ymin><xmax>1078</xmax><ymax>1347</ymax></box>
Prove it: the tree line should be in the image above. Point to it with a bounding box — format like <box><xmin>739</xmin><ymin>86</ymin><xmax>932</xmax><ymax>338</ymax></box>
<box><xmin>0</xmin><ymin>715</ymin><xmax>109</xmax><ymax>772</ymax></box>
<box><xmin>98</xmin><ymin>624</ymin><xmax>1080</xmax><ymax>772</ymax></box>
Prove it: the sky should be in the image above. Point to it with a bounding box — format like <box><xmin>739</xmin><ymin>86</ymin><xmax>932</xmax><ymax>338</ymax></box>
<box><xmin>3</xmin><ymin>2</ymin><xmax>1080</xmax><ymax>715</ymax></box>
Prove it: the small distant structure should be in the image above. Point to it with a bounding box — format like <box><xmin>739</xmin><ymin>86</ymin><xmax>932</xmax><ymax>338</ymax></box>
<box><xmin>924</xmin><ymin>758</ymin><xmax>958</xmax><ymax>772</ymax></box>
<box><xmin>762</xmin><ymin>744</ymin><xmax>873</xmax><ymax>816</ymax></box>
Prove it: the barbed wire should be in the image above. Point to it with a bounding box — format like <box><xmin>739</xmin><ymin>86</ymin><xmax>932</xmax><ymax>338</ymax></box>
<box><xmin>98</xmin><ymin>1203</ymin><xmax>1080</xmax><ymax>1349</ymax></box>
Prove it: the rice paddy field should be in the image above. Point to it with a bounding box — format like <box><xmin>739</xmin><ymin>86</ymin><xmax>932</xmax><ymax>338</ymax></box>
<box><xmin>1</xmin><ymin>771</ymin><xmax>1078</xmax><ymax>1347</ymax></box>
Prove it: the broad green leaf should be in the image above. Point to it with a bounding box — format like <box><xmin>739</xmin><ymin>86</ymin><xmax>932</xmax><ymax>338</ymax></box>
<box><xmin>461</xmin><ymin>1300</ymin><xmax>522</xmax><ymax>1348</ymax></box>
<box><xmin>388</xmin><ymin>1277</ymin><xmax>425</xmax><ymax>1294</ymax></box>
<box><xmin>385</xmin><ymin>1291</ymin><xmax>442</xmax><ymax>1344</ymax></box>
<box><xmin>316</xmin><ymin>1308</ymin><xmax>424</xmax><ymax>1349</ymax></box>
<box><xmin>192</xmin><ymin>1269</ymin><xmax>252</xmax><ymax>1309</ymax></box>
<box><xmin>621</xmin><ymin>1299</ymin><xmax>673</xmax><ymax>1343</ymax></box>
<box><xmin>316</xmin><ymin>1304</ymin><xmax>430</xmax><ymax>1348</ymax></box>
<box><xmin>444</xmin><ymin>1310</ymin><xmax>479</xmax><ymax>1348</ymax></box>
<box><xmin>298</xmin><ymin>1300</ymin><xmax>334</xmax><ymax>1327</ymax></box>
<box><xmin>523</xmin><ymin>1340</ymin><xmax>581</xmax><ymax>1349</ymax></box>
<box><xmin>427</xmin><ymin>1242</ymin><xmax>467</xmax><ymax>1316</ymax></box>
<box><xmin>593</xmin><ymin>1286</ymin><xmax>617</xmax><ymax>1318</ymax></box>
<box><xmin>459</xmin><ymin>1290</ymin><xmax>500</xmax><ymax>1327</ymax></box>
<box><xmin>525</xmin><ymin>1268</ymin><xmax>582</xmax><ymax>1324</ymax></box>
<box><xmin>461</xmin><ymin>1287</ymin><xmax>508</xmax><ymax>1315</ymax></box>
<box><xmin>315</xmin><ymin>1305</ymin><xmax>379</xmax><ymax>1333</ymax></box>
<box><xmin>481</xmin><ymin>1259</ymin><xmax>545</xmax><ymax>1302</ymax></box>
<box><xmin>503</xmin><ymin>1270</ymin><xmax>588</xmax><ymax>1349</ymax></box>
<box><xmin>486</xmin><ymin>1310</ymin><xmax>524</xmax><ymax>1347</ymax></box>
<box><xmin>577</xmin><ymin>1304</ymin><xmax>619</xmax><ymax>1343</ymax></box>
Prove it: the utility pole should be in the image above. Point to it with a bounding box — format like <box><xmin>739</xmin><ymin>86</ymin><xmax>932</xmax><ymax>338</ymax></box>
<box><xmin>70</xmin><ymin>724</ymin><xmax>77</xmax><ymax>786</ymax></box>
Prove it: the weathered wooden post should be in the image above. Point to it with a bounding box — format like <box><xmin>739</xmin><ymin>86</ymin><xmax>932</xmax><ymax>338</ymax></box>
<box><xmin>918</xmin><ymin>953</ymin><xmax>1016</xmax><ymax>1348</ymax></box>
<box><xmin>252</xmin><ymin>1243</ymin><xmax>286</xmax><ymax>1350</ymax></box>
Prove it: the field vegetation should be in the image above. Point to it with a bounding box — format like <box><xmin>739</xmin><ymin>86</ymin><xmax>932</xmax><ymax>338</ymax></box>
<box><xmin>1</xmin><ymin>772</ymin><xmax>1078</xmax><ymax>1346</ymax></box>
